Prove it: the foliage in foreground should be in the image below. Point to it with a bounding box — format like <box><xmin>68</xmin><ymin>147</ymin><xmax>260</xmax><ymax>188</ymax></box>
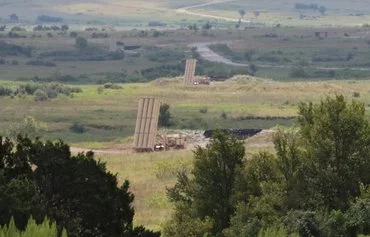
<box><xmin>0</xmin><ymin>217</ymin><xmax>67</xmax><ymax>237</ymax></box>
<box><xmin>164</xmin><ymin>95</ymin><xmax>370</xmax><ymax>237</ymax></box>
<box><xmin>0</xmin><ymin>136</ymin><xmax>159</xmax><ymax>237</ymax></box>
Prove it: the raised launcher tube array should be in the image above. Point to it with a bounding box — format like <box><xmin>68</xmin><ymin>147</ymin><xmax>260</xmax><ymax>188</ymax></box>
<box><xmin>184</xmin><ymin>59</ymin><xmax>197</xmax><ymax>85</ymax></box>
<box><xmin>133</xmin><ymin>97</ymin><xmax>161</xmax><ymax>152</ymax></box>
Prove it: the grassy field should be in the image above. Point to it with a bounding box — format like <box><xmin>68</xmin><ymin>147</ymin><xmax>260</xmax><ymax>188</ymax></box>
<box><xmin>96</xmin><ymin>150</ymin><xmax>193</xmax><ymax>231</ymax></box>
<box><xmin>0</xmin><ymin>0</ymin><xmax>209</xmax><ymax>26</ymax></box>
<box><xmin>192</xmin><ymin>0</ymin><xmax>370</xmax><ymax>27</ymax></box>
<box><xmin>1</xmin><ymin>0</ymin><xmax>369</xmax><ymax>27</ymax></box>
<box><xmin>2</xmin><ymin>77</ymin><xmax>370</xmax><ymax>145</ymax></box>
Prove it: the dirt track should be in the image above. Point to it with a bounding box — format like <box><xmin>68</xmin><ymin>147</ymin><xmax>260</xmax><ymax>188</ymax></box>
<box><xmin>176</xmin><ymin>0</ymin><xmax>250</xmax><ymax>23</ymax></box>
<box><xmin>70</xmin><ymin>129</ymin><xmax>275</xmax><ymax>155</ymax></box>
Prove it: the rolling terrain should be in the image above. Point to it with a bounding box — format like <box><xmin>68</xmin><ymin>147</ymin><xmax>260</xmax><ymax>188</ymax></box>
<box><xmin>1</xmin><ymin>0</ymin><xmax>370</xmax><ymax>233</ymax></box>
<box><xmin>2</xmin><ymin>0</ymin><xmax>370</xmax><ymax>27</ymax></box>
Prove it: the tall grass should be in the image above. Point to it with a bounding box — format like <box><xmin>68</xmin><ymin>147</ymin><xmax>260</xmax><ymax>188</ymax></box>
<box><xmin>95</xmin><ymin>150</ymin><xmax>193</xmax><ymax>230</ymax></box>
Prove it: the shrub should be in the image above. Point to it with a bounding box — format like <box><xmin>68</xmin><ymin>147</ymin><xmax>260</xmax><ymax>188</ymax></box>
<box><xmin>8</xmin><ymin>31</ymin><xmax>27</xmax><ymax>38</ymax></box>
<box><xmin>70</xmin><ymin>122</ymin><xmax>86</xmax><ymax>133</ymax></box>
<box><xmin>148</xmin><ymin>21</ymin><xmax>167</xmax><ymax>27</ymax></box>
<box><xmin>75</xmin><ymin>36</ymin><xmax>88</xmax><ymax>49</ymax></box>
<box><xmin>26</xmin><ymin>60</ymin><xmax>56</xmax><ymax>67</ymax></box>
<box><xmin>123</xmin><ymin>45</ymin><xmax>141</xmax><ymax>50</ymax></box>
<box><xmin>0</xmin><ymin>85</ymin><xmax>13</xmax><ymax>96</ymax></box>
<box><xmin>290</xmin><ymin>67</ymin><xmax>308</xmax><ymax>78</ymax></box>
<box><xmin>33</xmin><ymin>89</ymin><xmax>48</xmax><ymax>101</ymax></box>
<box><xmin>70</xmin><ymin>31</ymin><xmax>78</xmax><ymax>38</ymax></box>
<box><xmin>6</xmin><ymin>115</ymin><xmax>47</xmax><ymax>140</ymax></box>
<box><xmin>353</xmin><ymin>92</ymin><xmax>360</xmax><ymax>97</ymax></box>
<box><xmin>199</xmin><ymin>106</ymin><xmax>208</xmax><ymax>113</ymax></box>
<box><xmin>97</xmin><ymin>86</ymin><xmax>104</xmax><ymax>94</ymax></box>
<box><xmin>103</xmin><ymin>83</ymin><xmax>122</xmax><ymax>89</ymax></box>
<box><xmin>91</xmin><ymin>32</ymin><xmax>109</xmax><ymax>38</ymax></box>
<box><xmin>0</xmin><ymin>41</ymin><xmax>32</xmax><ymax>56</ymax></box>
<box><xmin>13</xmin><ymin>83</ymin><xmax>82</xmax><ymax>99</ymax></box>
<box><xmin>159</xmin><ymin>103</ymin><xmax>171</xmax><ymax>127</ymax></box>
<box><xmin>221</xmin><ymin>111</ymin><xmax>228</xmax><ymax>119</ymax></box>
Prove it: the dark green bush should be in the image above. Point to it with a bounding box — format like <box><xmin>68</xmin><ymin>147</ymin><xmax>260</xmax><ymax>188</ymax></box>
<box><xmin>70</xmin><ymin>122</ymin><xmax>86</xmax><ymax>133</ymax></box>
<box><xmin>290</xmin><ymin>67</ymin><xmax>308</xmax><ymax>78</ymax></box>
<box><xmin>199</xmin><ymin>106</ymin><xmax>208</xmax><ymax>113</ymax></box>
<box><xmin>159</xmin><ymin>103</ymin><xmax>171</xmax><ymax>127</ymax></box>
<box><xmin>0</xmin><ymin>85</ymin><xmax>12</xmax><ymax>96</ymax></box>
<box><xmin>0</xmin><ymin>41</ymin><xmax>32</xmax><ymax>56</ymax></box>
<box><xmin>26</xmin><ymin>60</ymin><xmax>56</xmax><ymax>67</ymax></box>
<box><xmin>103</xmin><ymin>83</ymin><xmax>122</xmax><ymax>89</ymax></box>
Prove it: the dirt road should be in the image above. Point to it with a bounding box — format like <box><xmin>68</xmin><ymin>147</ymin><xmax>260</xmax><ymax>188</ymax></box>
<box><xmin>70</xmin><ymin>147</ymin><xmax>132</xmax><ymax>155</ymax></box>
<box><xmin>69</xmin><ymin>129</ymin><xmax>275</xmax><ymax>155</ymax></box>
<box><xmin>190</xmin><ymin>41</ymin><xmax>370</xmax><ymax>71</ymax></box>
<box><xmin>176</xmin><ymin>0</ymin><xmax>250</xmax><ymax>23</ymax></box>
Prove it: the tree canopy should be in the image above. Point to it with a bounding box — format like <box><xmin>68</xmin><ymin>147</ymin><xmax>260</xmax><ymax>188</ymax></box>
<box><xmin>165</xmin><ymin>95</ymin><xmax>370</xmax><ymax>237</ymax></box>
<box><xmin>165</xmin><ymin>131</ymin><xmax>245</xmax><ymax>236</ymax></box>
<box><xmin>0</xmin><ymin>136</ymin><xmax>159</xmax><ymax>237</ymax></box>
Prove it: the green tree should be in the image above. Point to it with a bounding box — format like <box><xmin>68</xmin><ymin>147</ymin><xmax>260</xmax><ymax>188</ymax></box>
<box><xmin>75</xmin><ymin>36</ymin><xmax>88</xmax><ymax>49</ymax></box>
<box><xmin>345</xmin><ymin>184</ymin><xmax>370</xmax><ymax>236</ymax></box>
<box><xmin>159</xmin><ymin>103</ymin><xmax>171</xmax><ymax>127</ymax></box>
<box><xmin>297</xmin><ymin>95</ymin><xmax>370</xmax><ymax>210</ymax></box>
<box><xmin>6</xmin><ymin>116</ymin><xmax>47</xmax><ymax>141</ymax></box>
<box><xmin>224</xmin><ymin>95</ymin><xmax>370</xmax><ymax>236</ymax></box>
<box><xmin>0</xmin><ymin>136</ymin><xmax>159</xmax><ymax>237</ymax></box>
<box><xmin>165</xmin><ymin>131</ymin><xmax>246</xmax><ymax>236</ymax></box>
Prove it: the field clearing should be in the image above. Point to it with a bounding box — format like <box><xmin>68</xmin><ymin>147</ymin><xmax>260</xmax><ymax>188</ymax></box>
<box><xmin>2</xmin><ymin>78</ymin><xmax>370</xmax><ymax>144</ymax></box>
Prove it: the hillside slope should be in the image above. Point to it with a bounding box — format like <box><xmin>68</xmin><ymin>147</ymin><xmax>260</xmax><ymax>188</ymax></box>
<box><xmin>0</xmin><ymin>0</ymin><xmax>210</xmax><ymax>25</ymax></box>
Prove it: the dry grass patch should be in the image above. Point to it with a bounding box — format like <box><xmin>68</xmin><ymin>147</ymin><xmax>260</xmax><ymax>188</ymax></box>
<box><xmin>95</xmin><ymin>150</ymin><xmax>193</xmax><ymax>231</ymax></box>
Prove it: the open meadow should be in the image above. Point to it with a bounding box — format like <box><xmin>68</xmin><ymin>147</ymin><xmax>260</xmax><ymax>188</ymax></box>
<box><xmin>2</xmin><ymin>77</ymin><xmax>370</xmax><ymax>145</ymax></box>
